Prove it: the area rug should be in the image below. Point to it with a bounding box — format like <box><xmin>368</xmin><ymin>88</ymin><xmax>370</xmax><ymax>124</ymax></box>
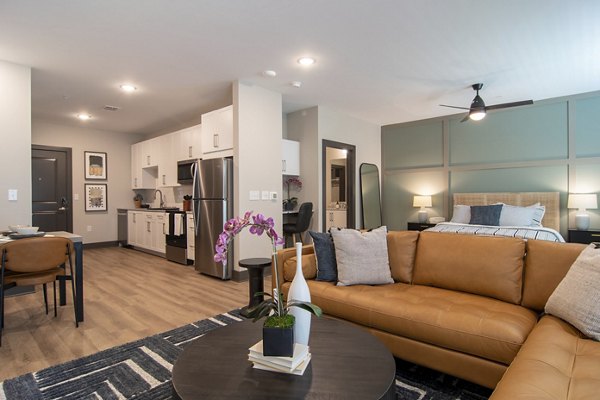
<box><xmin>0</xmin><ymin>310</ymin><xmax>492</xmax><ymax>399</ymax></box>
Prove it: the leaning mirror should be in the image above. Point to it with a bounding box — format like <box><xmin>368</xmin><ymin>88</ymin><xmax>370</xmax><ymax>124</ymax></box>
<box><xmin>359</xmin><ymin>163</ymin><xmax>382</xmax><ymax>229</ymax></box>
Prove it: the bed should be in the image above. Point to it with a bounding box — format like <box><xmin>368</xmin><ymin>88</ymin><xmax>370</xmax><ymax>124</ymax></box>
<box><xmin>425</xmin><ymin>192</ymin><xmax>565</xmax><ymax>242</ymax></box>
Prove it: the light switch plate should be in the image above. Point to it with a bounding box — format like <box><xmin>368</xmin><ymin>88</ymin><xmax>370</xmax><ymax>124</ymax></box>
<box><xmin>8</xmin><ymin>189</ymin><xmax>17</xmax><ymax>201</ymax></box>
<box><xmin>73</xmin><ymin>193</ymin><xmax>79</xmax><ymax>201</ymax></box>
<box><xmin>249</xmin><ymin>190</ymin><xmax>260</xmax><ymax>201</ymax></box>
<box><xmin>261</xmin><ymin>191</ymin><xmax>270</xmax><ymax>200</ymax></box>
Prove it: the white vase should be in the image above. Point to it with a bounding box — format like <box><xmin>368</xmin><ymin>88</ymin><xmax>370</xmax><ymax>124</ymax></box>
<box><xmin>288</xmin><ymin>242</ymin><xmax>311</xmax><ymax>346</ymax></box>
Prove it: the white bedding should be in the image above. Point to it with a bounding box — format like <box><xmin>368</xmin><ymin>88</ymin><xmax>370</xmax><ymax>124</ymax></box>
<box><xmin>425</xmin><ymin>222</ymin><xmax>565</xmax><ymax>243</ymax></box>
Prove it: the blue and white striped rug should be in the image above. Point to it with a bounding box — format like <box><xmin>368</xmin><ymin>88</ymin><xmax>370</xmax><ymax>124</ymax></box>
<box><xmin>0</xmin><ymin>310</ymin><xmax>491</xmax><ymax>399</ymax></box>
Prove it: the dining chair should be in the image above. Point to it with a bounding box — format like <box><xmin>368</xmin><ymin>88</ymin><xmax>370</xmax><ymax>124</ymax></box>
<box><xmin>0</xmin><ymin>237</ymin><xmax>78</xmax><ymax>346</ymax></box>
<box><xmin>283</xmin><ymin>202</ymin><xmax>313</xmax><ymax>248</ymax></box>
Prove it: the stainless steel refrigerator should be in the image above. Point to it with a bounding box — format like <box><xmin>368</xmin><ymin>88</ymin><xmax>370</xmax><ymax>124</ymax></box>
<box><xmin>192</xmin><ymin>157</ymin><xmax>233</xmax><ymax>279</ymax></box>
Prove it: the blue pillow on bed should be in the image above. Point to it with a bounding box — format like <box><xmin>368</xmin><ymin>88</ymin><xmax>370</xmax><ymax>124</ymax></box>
<box><xmin>469</xmin><ymin>204</ymin><xmax>502</xmax><ymax>226</ymax></box>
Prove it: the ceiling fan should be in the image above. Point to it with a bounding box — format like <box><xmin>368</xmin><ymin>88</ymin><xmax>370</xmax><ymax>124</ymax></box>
<box><xmin>440</xmin><ymin>83</ymin><xmax>533</xmax><ymax>122</ymax></box>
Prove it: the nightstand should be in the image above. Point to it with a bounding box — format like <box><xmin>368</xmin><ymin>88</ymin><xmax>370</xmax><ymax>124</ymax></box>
<box><xmin>568</xmin><ymin>229</ymin><xmax>600</xmax><ymax>244</ymax></box>
<box><xmin>407</xmin><ymin>222</ymin><xmax>436</xmax><ymax>231</ymax></box>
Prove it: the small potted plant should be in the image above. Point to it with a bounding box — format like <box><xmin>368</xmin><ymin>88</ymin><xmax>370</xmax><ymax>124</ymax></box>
<box><xmin>283</xmin><ymin>177</ymin><xmax>302</xmax><ymax>211</ymax></box>
<box><xmin>183</xmin><ymin>194</ymin><xmax>192</xmax><ymax>211</ymax></box>
<box><xmin>214</xmin><ymin>211</ymin><xmax>321</xmax><ymax>356</ymax></box>
<box><xmin>133</xmin><ymin>193</ymin><xmax>143</xmax><ymax>208</ymax></box>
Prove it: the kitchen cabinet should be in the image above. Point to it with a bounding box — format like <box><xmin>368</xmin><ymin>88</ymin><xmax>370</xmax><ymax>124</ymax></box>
<box><xmin>157</xmin><ymin>133</ymin><xmax>180</xmax><ymax>187</ymax></box>
<box><xmin>282</xmin><ymin>139</ymin><xmax>300</xmax><ymax>176</ymax></box>
<box><xmin>141</xmin><ymin>137</ymin><xmax>160</xmax><ymax>167</ymax></box>
<box><xmin>186</xmin><ymin>213</ymin><xmax>195</xmax><ymax>261</ymax></box>
<box><xmin>325</xmin><ymin>210</ymin><xmax>347</xmax><ymax>230</ymax></box>
<box><xmin>201</xmin><ymin>105</ymin><xmax>233</xmax><ymax>156</ymax></box>
<box><xmin>127</xmin><ymin>211</ymin><xmax>166</xmax><ymax>255</ymax></box>
<box><xmin>131</xmin><ymin>143</ymin><xmax>158</xmax><ymax>189</ymax></box>
<box><xmin>175</xmin><ymin>125</ymin><xmax>202</xmax><ymax>161</ymax></box>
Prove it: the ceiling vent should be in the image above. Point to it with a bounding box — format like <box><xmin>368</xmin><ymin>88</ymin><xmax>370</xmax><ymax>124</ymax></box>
<box><xmin>103</xmin><ymin>105</ymin><xmax>120</xmax><ymax>112</ymax></box>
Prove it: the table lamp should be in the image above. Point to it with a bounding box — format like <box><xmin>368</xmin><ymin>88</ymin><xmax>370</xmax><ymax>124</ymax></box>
<box><xmin>413</xmin><ymin>195</ymin><xmax>432</xmax><ymax>223</ymax></box>
<box><xmin>568</xmin><ymin>193</ymin><xmax>598</xmax><ymax>230</ymax></box>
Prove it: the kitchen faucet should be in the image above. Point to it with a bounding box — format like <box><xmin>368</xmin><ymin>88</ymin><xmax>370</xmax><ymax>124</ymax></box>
<box><xmin>154</xmin><ymin>189</ymin><xmax>165</xmax><ymax>208</ymax></box>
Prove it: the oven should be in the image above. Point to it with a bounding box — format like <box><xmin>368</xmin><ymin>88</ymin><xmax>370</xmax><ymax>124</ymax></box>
<box><xmin>166</xmin><ymin>211</ymin><xmax>191</xmax><ymax>265</ymax></box>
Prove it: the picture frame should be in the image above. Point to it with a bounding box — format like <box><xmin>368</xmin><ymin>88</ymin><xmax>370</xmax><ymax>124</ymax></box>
<box><xmin>84</xmin><ymin>151</ymin><xmax>107</xmax><ymax>180</ymax></box>
<box><xmin>85</xmin><ymin>183</ymin><xmax>108</xmax><ymax>212</ymax></box>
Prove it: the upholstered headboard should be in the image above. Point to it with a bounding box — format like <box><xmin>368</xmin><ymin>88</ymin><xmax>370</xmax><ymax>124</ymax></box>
<box><xmin>452</xmin><ymin>192</ymin><xmax>560</xmax><ymax>231</ymax></box>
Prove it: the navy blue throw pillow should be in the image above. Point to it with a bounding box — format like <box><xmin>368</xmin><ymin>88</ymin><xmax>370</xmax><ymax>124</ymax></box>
<box><xmin>469</xmin><ymin>204</ymin><xmax>503</xmax><ymax>226</ymax></box>
<box><xmin>309</xmin><ymin>231</ymin><xmax>337</xmax><ymax>282</ymax></box>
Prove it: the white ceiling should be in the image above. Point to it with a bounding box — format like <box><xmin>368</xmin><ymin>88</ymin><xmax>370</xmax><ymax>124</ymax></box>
<box><xmin>1</xmin><ymin>0</ymin><xmax>599</xmax><ymax>135</ymax></box>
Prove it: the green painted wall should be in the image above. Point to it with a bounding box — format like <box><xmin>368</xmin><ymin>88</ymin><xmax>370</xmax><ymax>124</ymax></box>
<box><xmin>381</xmin><ymin>90</ymin><xmax>600</xmax><ymax>237</ymax></box>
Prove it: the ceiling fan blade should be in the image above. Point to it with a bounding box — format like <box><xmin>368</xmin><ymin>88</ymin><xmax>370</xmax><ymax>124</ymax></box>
<box><xmin>439</xmin><ymin>104</ymin><xmax>470</xmax><ymax>110</ymax></box>
<box><xmin>460</xmin><ymin>114</ymin><xmax>470</xmax><ymax>123</ymax></box>
<box><xmin>486</xmin><ymin>100</ymin><xmax>533</xmax><ymax>111</ymax></box>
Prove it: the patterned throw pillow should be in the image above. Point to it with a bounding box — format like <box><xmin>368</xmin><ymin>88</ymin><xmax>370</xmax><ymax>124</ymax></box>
<box><xmin>330</xmin><ymin>226</ymin><xmax>393</xmax><ymax>286</ymax></box>
<box><xmin>545</xmin><ymin>243</ymin><xmax>600</xmax><ymax>340</ymax></box>
<box><xmin>308</xmin><ymin>231</ymin><xmax>337</xmax><ymax>282</ymax></box>
<box><xmin>469</xmin><ymin>204</ymin><xmax>502</xmax><ymax>226</ymax></box>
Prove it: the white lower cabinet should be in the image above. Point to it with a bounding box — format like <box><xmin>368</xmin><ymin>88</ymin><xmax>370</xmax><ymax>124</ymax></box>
<box><xmin>325</xmin><ymin>210</ymin><xmax>347</xmax><ymax>231</ymax></box>
<box><xmin>128</xmin><ymin>211</ymin><xmax>166</xmax><ymax>255</ymax></box>
<box><xmin>186</xmin><ymin>213</ymin><xmax>195</xmax><ymax>261</ymax></box>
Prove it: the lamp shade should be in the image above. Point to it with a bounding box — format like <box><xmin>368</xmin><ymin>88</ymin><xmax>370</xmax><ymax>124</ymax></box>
<box><xmin>567</xmin><ymin>194</ymin><xmax>598</xmax><ymax>210</ymax></box>
<box><xmin>413</xmin><ymin>195</ymin><xmax>432</xmax><ymax>208</ymax></box>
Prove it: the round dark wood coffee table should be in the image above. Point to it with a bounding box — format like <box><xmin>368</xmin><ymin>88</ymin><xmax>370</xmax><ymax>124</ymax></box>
<box><xmin>172</xmin><ymin>317</ymin><xmax>396</xmax><ymax>399</ymax></box>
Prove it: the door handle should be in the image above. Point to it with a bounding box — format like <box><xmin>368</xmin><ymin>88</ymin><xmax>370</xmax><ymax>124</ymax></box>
<box><xmin>58</xmin><ymin>207</ymin><xmax>66</xmax><ymax>211</ymax></box>
<box><xmin>147</xmin><ymin>155</ymin><xmax>150</xmax><ymax>165</ymax></box>
<box><xmin>162</xmin><ymin>174</ymin><xmax>166</xmax><ymax>185</ymax></box>
<box><xmin>282</xmin><ymin>160</ymin><xmax>286</xmax><ymax>172</ymax></box>
<box><xmin>189</xmin><ymin>146</ymin><xmax>192</xmax><ymax>158</ymax></box>
<box><xmin>213</xmin><ymin>133</ymin><xmax>219</xmax><ymax>148</ymax></box>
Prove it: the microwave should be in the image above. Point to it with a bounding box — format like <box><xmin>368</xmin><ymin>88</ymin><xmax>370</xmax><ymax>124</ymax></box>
<box><xmin>177</xmin><ymin>159</ymin><xmax>197</xmax><ymax>184</ymax></box>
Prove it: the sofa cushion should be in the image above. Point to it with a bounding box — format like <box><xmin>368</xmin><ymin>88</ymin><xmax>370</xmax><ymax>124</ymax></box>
<box><xmin>294</xmin><ymin>281</ymin><xmax>537</xmax><ymax>365</ymax></box>
<box><xmin>490</xmin><ymin>315</ymin><xmax>600</xmax><ymax>400</ymax></box>
<box><xmin>521</xmin><ymin>240</ymin><xmax>586</xmax><ymax>311</ymax></box>
<box><xmin>386</xmin><ymin>231</ymin><xmax>419</xmax><ymax>283</ymax></box>
<box><xmin>330</xmin><ymin>227</ymin><xmax>394</xmax><ymax>286</ymax></box>
<box><xmin>309</xmin><ymin>231</ymin><xmax>337</xmax><ymax>282</ymax></box>
<box><xmin>282</xmin><ymin>253</ymin><xmax>317</xmax><ymax>282</ymax></box>
<box><xmin>413</xmin><ymin>232</ymin><xmax>525</xmax><ymax>304</ymax></box>
<box><xmin>545</xmin><ymin>243</ymin><xmax>600</xmax><ymax>340</ymax></box>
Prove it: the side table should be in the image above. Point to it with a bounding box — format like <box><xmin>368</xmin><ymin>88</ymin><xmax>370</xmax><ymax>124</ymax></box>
<box><xmin>407</xmin><ymin>222</ymin><xmax>436</xmax><ymax>231</ymax></box>
<box><xmin>239</xmin><ymin>258</ymin><xmax>271</xmax><ymax>318</ymax></box>
<box><xmin>568</xmin><ymin>229</ymin><xmax>600</xmax><ymax>244</ymax></box>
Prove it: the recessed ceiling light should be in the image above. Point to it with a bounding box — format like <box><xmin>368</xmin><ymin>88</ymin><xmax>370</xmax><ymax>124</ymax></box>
<box><xmin>291</xmin><ymin>81</ymin><xmax>302</xmax><ymax>88</ymax></box>
<box><xmin>120</xmin><ymin>84</ymin><xmax>137</xmax><ymax>92</ymax></box>
<box><xmin>297</xmin><ymin>57</ymin><xmax>316</xmax><ymax>66</ymax></box>
<box><xmin>262</xmin><ymin>70</ymin><xmax>277</xmax><ymax>78</ymax></box>
<box><xmin>77</xmin><ymin>113</ymin><xmax>92</xmax><ymax>121</ymax></box>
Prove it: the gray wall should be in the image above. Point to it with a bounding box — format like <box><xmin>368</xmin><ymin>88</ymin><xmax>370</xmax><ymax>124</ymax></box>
<box><xmin>33</xmin><ymin>120</ymin><xmax>143</xmax><ymax>243</ymax></box>
<box><xmin>0</xmin><ymin>60</ymin><xmax>32</xmax><ymax>228</ymax></box>
<box><xmin>382</xmin><ymin>90</ymin><xmax>600</xmax><ymax>237</ymax></box>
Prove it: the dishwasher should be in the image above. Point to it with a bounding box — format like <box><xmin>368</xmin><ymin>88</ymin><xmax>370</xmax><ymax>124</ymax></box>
<box><xmin>117</xmin><ymin>208</ymin><xmax>128</xmax><ymax>246</ymax></box>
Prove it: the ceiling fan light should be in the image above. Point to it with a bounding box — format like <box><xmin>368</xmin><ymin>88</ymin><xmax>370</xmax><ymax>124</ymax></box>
<box><xmin>469</xmin><ymin>110</ymin><xmax>486</xmax><ymax>121</ymax></box>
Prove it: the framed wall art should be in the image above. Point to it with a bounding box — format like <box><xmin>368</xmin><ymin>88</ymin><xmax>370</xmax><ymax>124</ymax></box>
<box><xmin>85</xmin><ymin>183</ymin><xmax>108</xmax><ymax>212</ymax></box>
<box><xmin>84</xmin><ymin>151</ymin><xmax>107</xmax><ymax>180</ymax></box>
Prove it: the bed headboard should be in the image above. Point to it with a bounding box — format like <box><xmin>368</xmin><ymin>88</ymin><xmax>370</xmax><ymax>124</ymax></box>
<box><xmin>452</xmin><ymin>192</ymin><xmax>560</xmax><ymax>232</ymax></box>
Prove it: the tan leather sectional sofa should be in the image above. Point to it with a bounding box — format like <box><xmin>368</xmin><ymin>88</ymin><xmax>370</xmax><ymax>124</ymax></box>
<box><xmin>274</xmin><ymin>231</ymin><xmax>599</xmax><ymax>398</ymax></box>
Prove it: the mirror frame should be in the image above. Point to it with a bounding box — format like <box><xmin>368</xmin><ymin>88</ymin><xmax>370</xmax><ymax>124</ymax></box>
<box><xmin>359</xmin><ymin>163</ymin><xmax>382</xmax><ymax>229</ymax></box>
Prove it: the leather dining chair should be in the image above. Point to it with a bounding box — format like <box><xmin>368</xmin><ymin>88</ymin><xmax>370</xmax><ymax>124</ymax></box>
<box><xmin>283</xmin><ymin>202</ymin><xmax>313</xmax><ymax>248</ymax></box>
<box><xmin>0</xmin><ymin>237</ymin><xmax>78</xmax><ymax>346</ymax></box>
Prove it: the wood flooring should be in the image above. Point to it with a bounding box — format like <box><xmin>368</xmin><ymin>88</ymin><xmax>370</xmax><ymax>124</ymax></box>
<box><xmin>0</xmin><ymin>246</ymin><xmax>265</xmax><ymax>381</ymax></box>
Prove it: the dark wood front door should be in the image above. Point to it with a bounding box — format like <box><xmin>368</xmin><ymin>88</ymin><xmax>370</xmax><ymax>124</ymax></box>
<box><xmin>31</xmin><ymin>145</ymin><xmax>73</xmax><ymax>232</ymax></box>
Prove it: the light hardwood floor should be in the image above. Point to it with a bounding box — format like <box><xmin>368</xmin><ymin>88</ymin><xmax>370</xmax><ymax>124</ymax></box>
<box><xmin>0</xmin><ymin>246</ymin><xmax>266</xmax><ymax>381</ymax></box>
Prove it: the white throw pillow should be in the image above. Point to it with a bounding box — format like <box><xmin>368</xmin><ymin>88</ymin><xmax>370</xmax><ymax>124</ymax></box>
<box><xmin>545</xmin><ymin>243</ymin><xmax>600</xmax><ymax>340</ymax></box>
<box><xmin>450</xmin><ymin>205</ymin><xmax>471</xmax><ymax>224</ymax></box>
<box><xmin>496</xmin><ymin>203</ymin><xmax>546</xmax><ymax>227</ymax></box>
<box><xmin>330</xmin><ymin>226</ymin><xmax>393</xmax><ymax>286</ymax></box>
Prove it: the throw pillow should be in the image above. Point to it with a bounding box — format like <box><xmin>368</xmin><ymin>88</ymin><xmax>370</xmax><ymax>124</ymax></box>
<box><xmin>469</xmin><ymin>204</ymin><xmax>502</xmax><ymax>226</ymax></box>
<box><xmin>308</xmin><ymin>231</ymin><xmax>337</xmax><ymax>282</ymax></box>
<box><xmin>450</xmin><ymin>205</ymin><xmax>471</xmax><ymax>224</ymax></box>
<box><xmin>496</xmin><ymin>203</ymin><xmax>546</xmax><ymax>227</ymax></box>
<box><xmin>330</xmin><ymin>226</ymin><xmax>393</xmax><ymax>286</ymax></box>
<box><xmin>545</xmin><ymin>243</ymin><xmax>600</xmax><ymax>340</ymax></box>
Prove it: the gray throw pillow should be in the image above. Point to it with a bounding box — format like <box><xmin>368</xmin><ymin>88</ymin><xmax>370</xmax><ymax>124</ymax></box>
<box><xmin>330</xmin><ymin>226</ymin><xmax>393</xmax><ymax>286</ymax></box>
<box><xmin>469</xmin><ymin>204</ymin><xmax>502</xmax><ymax>226</ymax></box>
<box><xmin>309</xmin><ymin>231</ymin><xmax>337</xmax><ymax>282</ymax></box>
<box><xmin>545</xmin><ymin>243</ymin><xmax>600</xmax><ymax>340</ymax></box>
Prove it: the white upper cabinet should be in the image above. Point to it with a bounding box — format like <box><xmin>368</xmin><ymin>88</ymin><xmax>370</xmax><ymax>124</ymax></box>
<box><xmin>141</xmin><ymin>138</ymin><xmax>160</xmax><ymax>167</ymax></box>
<box><xmin>157</xmin><ymin>133</ymin><xmax>180</xmax><ymax>187</ymax></box>
<box><xmin>175</xmin><ymin>125</ymin><xmax>202</xmax><ymax>161</ymax></box>
<box><xmin>131</xmin><ymin>142</ymin><xmax>156</xmax><ymax>189</ymax></box>
<box><xmin>201</xmin><ymin>105</ymin><xmax>233</xmax><ymax>155</ymax></box>
<box><xmin>282</xmin><ymin>139</ymin><xmax>300</xmax><ymax>176</ymax></box>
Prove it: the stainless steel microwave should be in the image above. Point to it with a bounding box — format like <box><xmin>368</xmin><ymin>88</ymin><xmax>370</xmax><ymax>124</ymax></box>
<box><xmin>177</xmin><ymin>159</ymin><xmax>197</xmax><ymax>184</ymax></box>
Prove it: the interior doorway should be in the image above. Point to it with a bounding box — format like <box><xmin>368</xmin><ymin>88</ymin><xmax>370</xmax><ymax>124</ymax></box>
<box><xmin>322</xmin><ymin>139</ymin><xmax>356</xmax><ymax>231</ymax></box>
<box><xmin>31</xmin><ymin>145</ymin><xmax>73</xmax><ymax>232</ymax></box>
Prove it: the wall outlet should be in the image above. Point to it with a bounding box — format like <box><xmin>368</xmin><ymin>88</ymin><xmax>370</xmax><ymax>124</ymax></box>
<box><xmin>8</xmin><ymin>189</ymin><xmax>17</xmax><ymax>201</ymax></box>
<box><xmin>261</xmin><ymin>190</ymin><xmax>270</xmax><ymax>200</ymax></box>
<box><xmin>86</xmin><ymin>225</ymin><xmax>92</xmax><ymax>232</ymax></box>
<box><xmin>270</xmin><ymin>192</ymin><xmax>278</xmax><ymax>201</ymax></box>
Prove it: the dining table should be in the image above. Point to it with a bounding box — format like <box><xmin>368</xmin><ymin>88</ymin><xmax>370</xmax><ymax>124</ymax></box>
<box><xmin>0</xmin><ymin>231</ymin><xmax>85</xmax><ymax>323</ymax></box>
